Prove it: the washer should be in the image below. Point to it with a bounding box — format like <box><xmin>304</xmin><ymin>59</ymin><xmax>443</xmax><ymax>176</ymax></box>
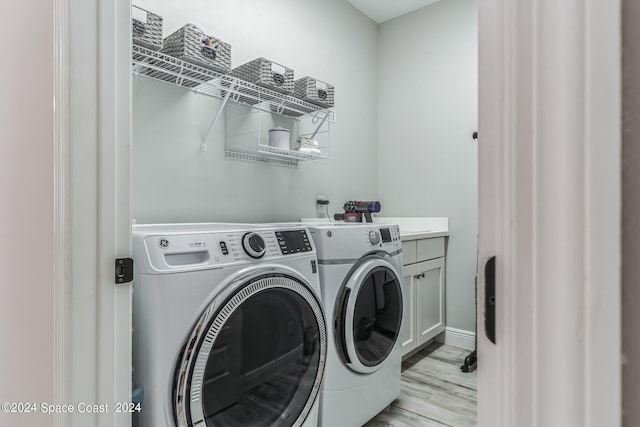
<box><xmin>132</xmin><ymin>223</ymin><xmax>326</xmax><ymax>427</ymax></box>
<box><xmin>307</xmin><ymin>223</ymin><xmax>404</xmax><ymax>427</ymax></box>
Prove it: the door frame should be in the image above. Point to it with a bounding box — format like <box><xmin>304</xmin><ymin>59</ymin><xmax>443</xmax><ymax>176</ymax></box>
<box><xmin>58</xmin><ymin>0</ymin><xmax>132</xmax><ymax>425</ymax></box>
<box><xmin>54</xmin><ymin>0</ymin><xmax>70</xmax><ymax>424</ymax></box>
<box><xmin>478</xmin><ymin>0</ymin><xmax>621</xmax><ymax>426</ymax></box>
<box><xmin>53</xmin><ymin>0</ymin><xmax>623</xmax><ymax>425</ymax></box>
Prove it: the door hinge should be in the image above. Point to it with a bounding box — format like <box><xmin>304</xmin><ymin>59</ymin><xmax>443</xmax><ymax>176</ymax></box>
<box><xmin>484</xmin><ymin>256</ymin><xmax>496</xmax><ymax>344</ymax></box>
<box><xmin>115</xmin><ymin>258</ymin><xmax>134</xmax><ymax>284</ymax></box>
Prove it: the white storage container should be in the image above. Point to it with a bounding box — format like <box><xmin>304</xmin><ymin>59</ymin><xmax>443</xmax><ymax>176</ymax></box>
<box><xmin>268</xmin><ymin>127</ymin><xmax>291</xmax><ymax>149</ymax></box>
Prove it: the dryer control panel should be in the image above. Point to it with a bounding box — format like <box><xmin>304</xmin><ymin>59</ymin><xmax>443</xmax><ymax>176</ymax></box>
<box><xmin>366</xmin><ymin>225</ymin><xmax>401</xmax><ymax>248</ymax></box>
<box><xmin>308</xmin><ymin>223</ymin><xmax>402</xmax><ymax>260</ymax></box>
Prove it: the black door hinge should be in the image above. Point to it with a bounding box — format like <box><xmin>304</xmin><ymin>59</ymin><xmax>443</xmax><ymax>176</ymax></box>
<box><xmin>485</xmin><ymin>256</ymin><xmax>496</xmax><ymax>344</ymax></box>
<box><xmin>115</xmin><ymin>258</ymin><xmax>134</xmax><ymax>284</ymax></box>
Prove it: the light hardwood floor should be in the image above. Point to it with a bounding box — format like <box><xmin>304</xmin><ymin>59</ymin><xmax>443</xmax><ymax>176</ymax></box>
<box><xmin>364</xmin><ymin>342</ymin><xmax>477</xmax><ymax>427</ymax></box>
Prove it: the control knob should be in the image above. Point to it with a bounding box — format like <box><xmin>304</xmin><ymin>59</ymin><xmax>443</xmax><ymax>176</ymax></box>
<box><xmin>369</xmin><ymin>230</ymin><xmax>381</xmax><ymax>246</ymax></box>
<box><xmin>242</xmin><ymin>232</ymin><xmax>266</xmax><ymax>259</ymax></box>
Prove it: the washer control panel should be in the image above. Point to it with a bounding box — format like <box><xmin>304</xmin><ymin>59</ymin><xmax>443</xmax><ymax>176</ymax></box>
<box><xmin>275</xmin><ymin>229</ymin><xmax>313</xmax><ymax>255</ymax></box>
<box><xmin>242</xmin><ymin>232</ymin><xmax>267</xmax><ymax>259</ymax></box>
<box><xmin>216</xmin><ymin>230</ymin><xmax>292</xmax><ymax>261</ymax></box>
<box><xmin>142</xmin><ymin>227</ymin><xmax>315</xmax><ymax>271</ymax></box>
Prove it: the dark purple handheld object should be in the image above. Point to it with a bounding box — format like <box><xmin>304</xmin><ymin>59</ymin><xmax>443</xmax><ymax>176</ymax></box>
<box><xmin>343</xmin><ymin>200</ymin><xmax>381</xmax><ymax>214</ymax></box>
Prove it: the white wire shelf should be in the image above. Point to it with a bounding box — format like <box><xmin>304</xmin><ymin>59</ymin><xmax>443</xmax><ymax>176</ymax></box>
<box><xmin>257</xmin><ymin>144</ymin><xmax>330</xmax><ymax>163</ymax></box>
<box><xmin>223</xmin><ymin>144</ymin><xmax>329</xmax><ymax>168</ymax></box>
<box><xmin>224</xmin><ymin>151</ymin><xmax>299</xmax><ymax>168</ymax></box>
<box><xmin>133</xmin><ymin>45</ymin><xmax>333</xmax><ymax>167</ymax></box>
<box><xmin>132</xmin><ymin>45</ymin><xmax>335</xmax><ymax>122</ymax></box>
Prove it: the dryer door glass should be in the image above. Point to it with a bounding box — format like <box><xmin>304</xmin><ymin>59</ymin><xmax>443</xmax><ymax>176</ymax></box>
<box><xmin>349</xmin><ymin>265</ymin><xmax>402</xmax><ymax>367</ymax></box>
<box><xmin>175</xmin><ymin>275</ymin><xmax>326</xmax><ymax>427</ymax></box>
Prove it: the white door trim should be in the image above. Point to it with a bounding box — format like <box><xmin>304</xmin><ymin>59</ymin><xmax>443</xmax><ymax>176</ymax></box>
<box><xmin>96</xmin><ymin>1</ymin><xmax>132</xmax><ymax>425</ymax></box>
<box><xmin>478</xmin><ymin>0</ymin><xmax>621</xmax><ymax>426</ymax></box>
<box><xmin>582</xmin><ymin>2</ymin><xmax>622</xmax><ymax>426</ymax></box>
<box><xmin>54</xmin><ymin>0</ymin><xmax>70</xmax><ymax>425</ymax></box>
<box><xmin>65</xmin><ymin>0</ymin><xmax>132</xmax><ymax>425</ymax></box>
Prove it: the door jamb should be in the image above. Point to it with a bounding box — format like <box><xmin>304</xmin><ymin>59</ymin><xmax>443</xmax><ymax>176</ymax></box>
<box><xmin>477</xmin><ymin>0</ymin><xmax>621</xmax><ymax>425</ymax></box>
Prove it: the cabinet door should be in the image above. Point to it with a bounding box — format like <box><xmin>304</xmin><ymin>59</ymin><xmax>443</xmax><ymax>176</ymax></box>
<box><xmin>416</xmin><ymin>257</ymin><xmax>445</xmax><ymax>346</ymax></box>
<box><xmin>400</xmin><ymin>264</ymin><xmax>417</xmax><ymax>356</ymax></box>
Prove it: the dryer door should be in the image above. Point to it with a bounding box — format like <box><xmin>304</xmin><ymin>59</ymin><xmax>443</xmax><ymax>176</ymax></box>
<box><xmin>336</xmin><ymin>256</ymin><xmax>403</xmax><ymax>374</ymax></box>
<box><xmin>174</xmin><ymin>273</ymin><xmax>326</xmax><ymax>427</ymax></box>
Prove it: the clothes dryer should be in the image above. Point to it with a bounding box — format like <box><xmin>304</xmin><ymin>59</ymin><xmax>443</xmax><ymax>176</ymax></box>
<box><xmin>132</xmin><ymin>223</ymin><xmax>326</xmax><ymax>427</ymax></box>
<box><xmin>306</xmin><ymin>223</ymin><xmax>404</xmax><ymax>427</ymax></box>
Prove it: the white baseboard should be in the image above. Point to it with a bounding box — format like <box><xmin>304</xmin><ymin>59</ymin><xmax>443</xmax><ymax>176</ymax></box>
<box><xmin>436</xmin><ymin>327</ymin><xmax>476</xmax><ymax>351</ymax></box>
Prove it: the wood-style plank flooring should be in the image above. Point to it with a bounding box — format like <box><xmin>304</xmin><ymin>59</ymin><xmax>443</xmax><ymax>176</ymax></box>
<box><xmin>364</xmin><ymin>342</ymin><xmax>477</xmax><ymax>427</ymax></box>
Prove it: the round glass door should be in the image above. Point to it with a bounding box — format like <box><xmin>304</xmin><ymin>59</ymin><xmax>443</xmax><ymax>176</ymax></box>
<box><xmin>174</xmin><ymin>274</ymin><xmax>326</xmax><ymax>427</ymax></box>
<box><xmin>337</xmin><ymin>257</ymin><xmax>403</xmax><ymax>373</ymax></box>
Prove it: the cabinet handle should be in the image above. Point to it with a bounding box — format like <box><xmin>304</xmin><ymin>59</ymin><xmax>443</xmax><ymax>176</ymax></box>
<box><xmin>414</xmin><ymin>273</ymin><xmax>425</xmax><ymax>279</ymax></box>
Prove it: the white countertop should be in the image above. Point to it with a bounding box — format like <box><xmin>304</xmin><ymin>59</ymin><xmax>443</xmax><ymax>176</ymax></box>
<box><xmin>374</xmin><ymin>217</ymin><xmax>449</xmax><ymax>241</ymax></box>
<box><xmin>300</xmin><ymin>216</ymin><xmax>449</xmax><ymax>241</ymax></box>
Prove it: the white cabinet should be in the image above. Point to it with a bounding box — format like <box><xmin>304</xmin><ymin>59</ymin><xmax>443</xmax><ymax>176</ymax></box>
<box><xmin>401</xmin><ymin>237</ymin><xmax>446</xmax><ymax>357</ymax></box>
<box><xmin>415</xmin><ymin>257</ymin><xmax>445</xmax><ymax>346</ymax></box>
<box><xmin>400</xmin><ymin>264</ymin><xmax>417</xmax><ymax>352</ymax></box>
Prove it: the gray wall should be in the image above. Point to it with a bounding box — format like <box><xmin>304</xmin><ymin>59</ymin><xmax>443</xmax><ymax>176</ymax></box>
<box><xmin>622</xmin><ymin>0</ymin><xmax>640</xmax><ymax>424</ymax></box>
<box><xmin>132</xmin><ymin>0</ymin><xmax>479</xmax><ymax>335</ymax></box>
<box><xmin>377</xmin><ymin>0</ymin><xmax>478</xmax><ymax>332</ymax></box>
<box><xmin>132</xmin><ymin>0</ymin><xmax>379</xmax><ymax>223</ymax></box>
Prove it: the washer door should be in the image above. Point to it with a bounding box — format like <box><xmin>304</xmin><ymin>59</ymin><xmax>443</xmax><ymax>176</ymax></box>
<box><xmin>336</xmin><ymin>256</ymin><xmax>403</xmax><ymax>374</ymax></box>
<box><xmin>174</xmin><ymin>273</ymin><xmax>326</xmax><ymax>427</ymax></box>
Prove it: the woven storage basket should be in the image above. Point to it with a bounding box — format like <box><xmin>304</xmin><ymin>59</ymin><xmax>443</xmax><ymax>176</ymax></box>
<box><xmin>161</xmin><ymin>24</ymin><xmax>231</xmax><ymax>73</ymax></box>
<box><xmin>229</xmin><ymin>58</ymin><xmax>294</xmax><ymax>94</ymax></box>
<box><xmin>294</xmin><ymin>77</ymin><xmax>335</xmax><ymax>108</ymax></box>
<box><xmin>132</xmin><ymin>6</ymin><xmax>163</xmax><ymax>51</ymax></box>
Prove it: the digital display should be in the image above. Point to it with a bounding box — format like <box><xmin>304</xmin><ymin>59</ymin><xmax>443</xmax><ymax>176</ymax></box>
<box><xmin>275</xmin><ymin>230</ymin><xmax>313</xmax><ymax>255</ymax></box>
<box><xmin>380</xmin><ymin>228</ymin><xmax>392</xmax><ymax>243</ymax></box>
